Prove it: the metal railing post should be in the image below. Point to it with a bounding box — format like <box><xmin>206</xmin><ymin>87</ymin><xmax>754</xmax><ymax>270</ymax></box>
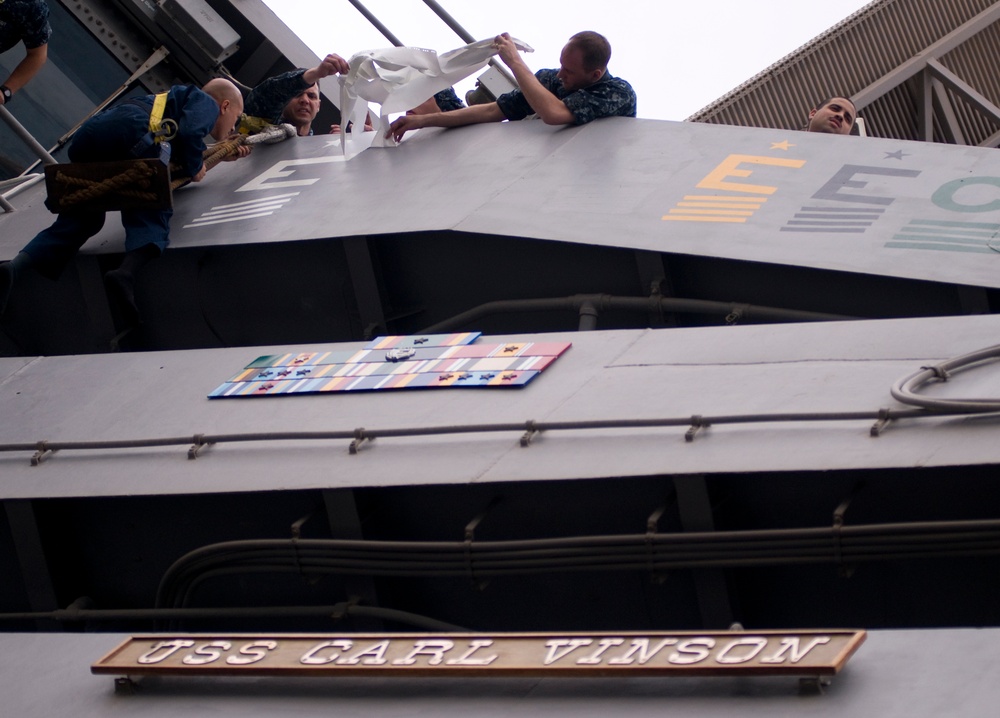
<box><xmin>0</xmin><ymin>105</ymin><xmax>58</xmax><ymax>166</ymax></box>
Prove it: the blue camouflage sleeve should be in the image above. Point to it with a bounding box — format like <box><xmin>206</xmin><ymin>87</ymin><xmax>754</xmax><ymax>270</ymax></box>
<box><xmin>433</xmin><ymin>87</ymin><xmax>465</xmax><ymax>112</ymax></box>
<box><xmin>244</xmin><ymin>69</ymin><xmax>310</xmax><ymax>124</ymax></box>
<box><xmin>495</xmin><ymin>70</ymin><xmax>560</xmax><ymax>121</ymax></box>
<box><xmin>1</xmin><ymin>0</ymin><xmax>52</xmax><ymax>50</ymax></box>
<box><xmin>496</xmin><ymin>69</ymin><xmax>636</xmax><ymax>125</ymax></box>
<box><xmin>560</xmin><ymin>75</ymin><xmax>637</xmax><ymax>125</ymax></box>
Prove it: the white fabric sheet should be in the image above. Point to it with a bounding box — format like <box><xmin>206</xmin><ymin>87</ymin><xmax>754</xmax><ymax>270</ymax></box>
<box><xmin>338</xmin><ymin>37</ymin><xmax>533</xmax><ymax>151</ymax></box>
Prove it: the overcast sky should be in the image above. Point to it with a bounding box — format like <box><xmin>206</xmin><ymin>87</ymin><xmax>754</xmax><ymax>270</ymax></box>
<box><xmin>263</xmin><ymin>0</ymin><xmax>874</xmax><ymax>121</ymax></box>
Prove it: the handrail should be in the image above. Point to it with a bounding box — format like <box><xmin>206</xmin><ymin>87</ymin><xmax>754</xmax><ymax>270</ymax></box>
<box><xmin>0</xmin><ymin>173</ymin><xmax>43</xmax><ymax>212</ymax></box>
<box><xmin>345</xmin><ymin>0</ymin><xmax>518</xmax><ymax>90</ymax></box>
<box><xmin>0</xmin><ymin>105</ymin><xmax>57</xmax><ymax>213</ymax></box>
<box><xmin>0</xmin><ymin>105</ymin><xmax>58</xmax><ymax>166</ymax></box>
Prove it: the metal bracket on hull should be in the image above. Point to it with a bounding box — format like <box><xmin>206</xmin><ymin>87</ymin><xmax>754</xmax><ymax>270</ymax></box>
<box><xmin>187</xmin><ymin>434</ymin><xmax>213</xmax><ymax>459</ymax></box>
<box><xmin>833</xmin><ymin>482</ymin><xmax>866</xmax><ymax>578</ymax></box>
<box><xmin>29</xmin><ymin>442</ymin><xmax>54</xmax><ymax>466</ymax></box>
<box><xmin>870</xmin><ymin>408</ymin><xmax>893</xmax><ymax>437</ymax></box>
<box><xmin>519</xmin><ymin>420</ymin><xmax>539</xmax><ymax>447</ymax></box>
<box><xmin>685</xmin><ymin>416</ymin><xmax>711</xmax><ymax>442</ymax></box>
<box><xmin>114</xmin><ymin>676</ymin><xmax>141</xmax><ymax>695</ymax></box>
<box><xmin>799</xmin><ymin>675</ymin><xmax>833</xmax><ymax>695</ymax></box>
<box><xmin>464</xmin><ymin>497</ymin><xmax>502</xmax><ymax>591</ymax></box>
<box><xmin>348</xmin><ymin>427</ymin><xmax>373</xmax><ymax>455</ymax></box>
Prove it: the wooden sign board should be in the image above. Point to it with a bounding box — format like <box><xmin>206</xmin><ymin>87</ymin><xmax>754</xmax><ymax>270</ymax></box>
<box><xmin>94</xmin><ymin>631</ymin><xmax>865</xmax><ymax>679</ymax></box>
<box><xmin>44</xmin><ymin>158</ymin><xmax>172</xmax><ymax>213</ymax></box>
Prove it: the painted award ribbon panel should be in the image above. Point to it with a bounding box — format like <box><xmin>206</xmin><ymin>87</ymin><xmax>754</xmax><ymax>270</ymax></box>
<box><xmin>209</xmin><ymin>334</ymin><xmax>572</xmax><ymax>398</ymax></box>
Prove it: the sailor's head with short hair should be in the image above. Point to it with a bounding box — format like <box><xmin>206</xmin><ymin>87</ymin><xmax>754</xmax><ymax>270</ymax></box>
<box><xmin>282</xmin><ymin>83</ymin><xmax>322</xmax><ymax>136</ymax></box>
<box><xmin>807</xmin><ymin>96</ymin><xmax>856</xmax><ymax>135</ymax></box>
<box><xmin>567</xmin><ymin>31</ymin><xmax>612</xmax><ymax>73</ymax></box>
<box><xmin>558</xmin><ymin>31</ymin><xmax>611</xmax><ymax>92</ymax></box>
<box><xmin>202</xmin><ymin>78</ymin><xmax>244</xmax><ymax>140</ymax></box>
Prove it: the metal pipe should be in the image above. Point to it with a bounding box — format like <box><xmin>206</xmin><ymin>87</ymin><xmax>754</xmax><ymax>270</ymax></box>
<box><xmin>421</xmin><ymin>0</ymin><xmax>475</xmax><ymax>43</ymax></box>
<box><xmin>0</xmin><ymin>602</ymin><xmax>467</xmax><ymax>631</ymax></box>
<box><xmin>418</xmin><ymin>294</ymin><xmax>854</xmax><ymax>334</ymax></box>
<box><xmin>420</xmin><ymin>0</ymin><xmax>518</xmax><ymax>87</ymax></box>
<box><xmin>348</xmin><ymin>0</ymin><xmax>516</xmax><ymax>92</ymax></box>
<box><xmin>0</xmin><ymin>173</ymin><xmax>41</xmax><ymax>191</ymax></box>
<box><xmin>177</xmin><ymin>538</ymin><xmax>998</xmax><ymax>568</ymax></box>
<box><xmin>0</xmin><ymin>105</ymin><xmax>57</xmax><ymax>165</ymax></box>
<box><xmin>0</xmin><ymin>175</ymin><xmax>37</xmax><ymax>191</ymax></box>
<box><xmin>346</xmin><ymin>0</ymin><xmax>404</xmax><ymax>46</ymax></box>
<box><xmin>892</xmin><ymin>343</ymin><xmax>1000</xmax><ymax>412</ymax></box>
<box><xmin>0</xmin><ymin>171</ymin><xmax>44</xmax><ymax>215</ymax></box>
<box><xmin>577</xmin><ymin>298</ymin><xmax>599</xmax><ymax>330</ymax></box>
<box><xmin>0</xmin><ymin>406</ymin><xmax>955</xmax><ymax>461</ymax></box>
<box><xmin>52</xmin><ymin>46</ymin><xmax>171</xmax><ymax>153</ymax></box>
<box><xmin>151</xmin><ymin>517</ymin><xmax>1000</xmax><ymax>609</ymax></box>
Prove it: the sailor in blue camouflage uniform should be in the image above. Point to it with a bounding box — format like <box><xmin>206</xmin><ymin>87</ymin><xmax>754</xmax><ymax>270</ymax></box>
<box><xmin>432</xmin><ymin>87</ymin><xmax>465</xmax><ymax>112</ymax></box>
<box><xmin>0</xmin><ymin>0</ymin><xmax>51</xmax><ymax>105</ymax></box>
<box><xmin>495</xmin><ymin>64</ymin><xmax>635</xmax><ymax>125</ymax></box>
<box><xmin>244</xmin><ymin>53</ymin><xmax>349</xmax><ymax>136</ymax></box>
<box><xmin>389</xmin><ymin>31</ymin><xmax>635</xmax><ymax>141</ymax></box>
<box><xmin>328</xmin><ymin>86</ymin><xmax>467</xmax><ymax>134</ymax></box>
<box><xmin>393</xmin><ymin>87</ymin><xmax>465</xmax><ymax>120</ymax></box>
<box><xmin>0</xmin><ymin>79</ymin><xmax>245</xmax><ymax>320</ymax></box>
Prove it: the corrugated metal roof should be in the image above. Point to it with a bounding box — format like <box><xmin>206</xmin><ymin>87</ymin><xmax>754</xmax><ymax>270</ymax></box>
<box><xmin>688</xmin><ymin>0</ymin><xmax>1000</xmax><ymax>144</ymax></box>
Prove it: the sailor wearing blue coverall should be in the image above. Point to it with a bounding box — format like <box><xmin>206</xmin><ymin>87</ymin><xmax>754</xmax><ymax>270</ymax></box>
<box><xmin>0</xmin><ymin>79</ymin><xmax>245</xmax><ymax>320</ymax></box>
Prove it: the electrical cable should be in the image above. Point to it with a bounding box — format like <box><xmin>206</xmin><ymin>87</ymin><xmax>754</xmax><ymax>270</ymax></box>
<box><xmin>154</xmin><ymin>518</ymin><xmax>1000</xmax><ymax>610</ymax></box>
<box><xmin>891</xmin><ymin>343</ymin><xmax>1000</xmax><ymax>412</ymax></box>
